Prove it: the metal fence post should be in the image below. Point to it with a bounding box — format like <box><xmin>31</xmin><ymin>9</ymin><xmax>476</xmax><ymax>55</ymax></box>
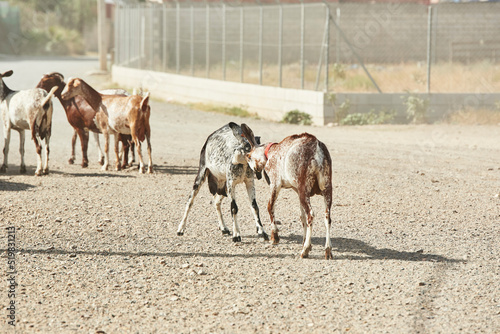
<box><xmin>222</xmin><ymin>3</ymin><xmax>226</xmax><ymax>81</ymax></box>
<box><xmin>240</xmin><ymin>7</ymin><xmax>244</xmax><ymax>83</ymax></box>
<box><xmin>278</xmin><ymin>5</ymin><xmax>283</xmax><ymax>88</ymax></box>
<box><xmin>300</xmin><ymin>2</ymin><xmax>305</xmax><ymax>89</ymax></box>
<box><xmin>140</xmin><ymin>6</ymin><xmax>145</xmax><ymax>69</ymax></box>
<box><xmin>206</xmin><ymin>3</ymin><xmax>210</xmax><ymax>78</ymax></box>
<box><xmin>176</xmin><ymin>1</ymin><xmax>180</xmax><ymax>74</ymax></box>
<box><xmin>325</xmin><ymin>4</ymin><xmax>330</xmax><ymax>92</ymax></box>
<box><xmin>150</xmin><ymin>4</ymin><xmax>154</xmax><ymax>70</ymax></box>
<box><xmin>190</xmin><ymin>4</ymin><xmax>194</xmax><ymax>76</ymax></box>
<box><xmin>114</xmin><ymin>4</ymin><xmax>119</xmax><ymax>65</ymax></box>
<box><xmin>336</xmin><ymin>7</ymin><xmax>340</xmax><ymax>64</ymax></box>
<box><xmin>259</xmin><ymin>5</ymin><xmax>263</xmax><ymax>85</ymax></box>
<box><xmin>162</xmin><ymin>5</ymin><xmax>167</xmax><ymax>71</ymax></box>
<box><xmin>426</xmin><ymin>6</ymin><xmax>433</xmax><ymax>93</ymax></box>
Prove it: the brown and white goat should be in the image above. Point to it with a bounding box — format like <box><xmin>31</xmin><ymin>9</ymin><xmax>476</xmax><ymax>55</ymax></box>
<box><xmin>0</xmin><ymin>70</ymin><xmax>57</xmax><ymax>176</ymax></box>
<box><xmin>36</xmin><ymin>72</ymin><xmax>133</xmax><ymax>168</ymax></box>
<box><xmin>240</xmin><ymin>124</ymin><xmax>333</xmax><ymax>259</ymax></box>
<box><xmin>60</xmin><ymin>78</ymin><xmax>152</xmax><ymax>173</ymax></box>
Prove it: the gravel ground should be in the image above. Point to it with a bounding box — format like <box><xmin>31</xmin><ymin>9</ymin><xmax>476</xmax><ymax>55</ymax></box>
<box><xmin>0</xmin><ymin>59</ymin><xmax>499</xmax><ymax>333</ymax></box>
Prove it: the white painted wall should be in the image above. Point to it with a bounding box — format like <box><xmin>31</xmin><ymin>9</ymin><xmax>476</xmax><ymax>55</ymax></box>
<box><xmin>112</xmin><ymin>65</ymin><xmax>334</xmax><ymax>126</ymax></box>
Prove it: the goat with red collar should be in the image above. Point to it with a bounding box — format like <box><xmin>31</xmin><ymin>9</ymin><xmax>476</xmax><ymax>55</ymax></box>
<box><xmin>240</xmin><ymin>124</ymin><xmax>334</xmax><ymax>259</ymax></box>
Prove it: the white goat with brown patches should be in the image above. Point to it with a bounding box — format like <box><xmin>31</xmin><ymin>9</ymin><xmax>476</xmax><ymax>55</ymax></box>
<box><xmin>177</xmin><ymin>122</ymin><xmax>268</xmax><ymax>242</ymax></box>
<box><xmin>240</xmin><ymin>124</ymin><xmax>334</xmax><ymax>259</ymax></box>
<box><xmin>60</xmin><ymin>77</ymin><xmax>152</xmax><ymax>173</ymax></box>
<box><xmin>0</xmin><ymin>70</ymin><xmax>57</xmax><ymax>176</ymax></box>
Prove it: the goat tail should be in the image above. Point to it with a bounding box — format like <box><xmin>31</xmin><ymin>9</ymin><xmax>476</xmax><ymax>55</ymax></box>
<box><xmin>41</xmin><ymin>86</ymin><xmax>57</xmax><ymax>110</ymax></box>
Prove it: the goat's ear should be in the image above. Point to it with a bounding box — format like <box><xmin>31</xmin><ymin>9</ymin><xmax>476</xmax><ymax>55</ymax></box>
<box><xmin>1</xmin><ymin>70</ymin><xmax>13</xmax><ymax>78</ymax></box>
<box><xmin>241</xmin><ymin>123</ymin><xmax>257</xmax><ymax>147</ymax></box>
<box><xmin>140</xmin><ymin>92</ymin><xmax>150</xmax><ymax>112</ymax></box>
<box><xmin>228</xmin><ymin>122</ymin><xmax>243</xmax><ymax>141</ymax></box>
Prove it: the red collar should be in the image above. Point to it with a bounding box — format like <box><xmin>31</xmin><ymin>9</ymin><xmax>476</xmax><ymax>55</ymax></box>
<box><xmin>264</xmin><ymin>142</ymin><xmax>277</xmax><ymax>159</ymax></box>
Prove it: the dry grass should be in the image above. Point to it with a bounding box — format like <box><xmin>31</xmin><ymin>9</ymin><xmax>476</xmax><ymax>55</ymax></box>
<box><xmin>445</xmin><ymin>108</ymin><xmax>500</xmax><ymax>125</ymax></box>
<box><xmin>169</xmin><ymin>61</ymin><xmax>500</xmax><ymax>93</ymax></box>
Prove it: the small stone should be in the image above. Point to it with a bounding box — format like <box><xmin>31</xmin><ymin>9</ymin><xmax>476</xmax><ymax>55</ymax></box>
<box><xmin>170</xmin><ymin>296</ymin><xmax>179</xmax><ymax>301</ymax></box>
<box><xmin>181</xmin><ymin>264</ymin><xmax>190</xmax><ymax>269</ymax></box>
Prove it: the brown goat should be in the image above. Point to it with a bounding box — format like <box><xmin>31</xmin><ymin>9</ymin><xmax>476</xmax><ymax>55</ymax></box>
<box><xmin>240</xmin><ymin>124</ymin><xmax>333</xmax><ymax>259</ymax></box>
<box><xmin>36</xmin><ymin>72</ymin><xmax>134</xmax><ymax>169</ymax></box>
<box><xmin>60</xmin><ymin>78</ymin><xmax>152</xmax><ymax>173</ymax></box>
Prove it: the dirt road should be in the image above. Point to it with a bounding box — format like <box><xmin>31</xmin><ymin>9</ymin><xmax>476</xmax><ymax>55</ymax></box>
<box><xmin>0</xmin><ymin>58</ymin><xmax>499</xmax><ymax>333</ymax></box>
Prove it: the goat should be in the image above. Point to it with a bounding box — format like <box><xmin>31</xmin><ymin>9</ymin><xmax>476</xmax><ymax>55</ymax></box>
<box><xmin>240</xmin><ymin>124</ymin><xmax>333</xmax><ymax>259</ymax></box>
<box><xmin>60</xmin><ymin>77</ymin><xmax>152</xmax><ymax>173</ymax></box>
<box><xmin>0</xmin><ymin>70</ymin><xmax>57</xmax><ymax>176</ymax></box>
<box><xmin>36</xmin><ymin>72</ymin><xmax>134</xmax><ymax>169</ymax></box>
<box><xmin>177</xmin><ymin>122</ymin><xmax>269</xmax><ymax>242</ymax></box>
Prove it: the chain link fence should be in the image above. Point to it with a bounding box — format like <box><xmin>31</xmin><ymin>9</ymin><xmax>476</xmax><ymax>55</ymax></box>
<box><xmin>114</xmin><ymin>2</ymin><xmax>500</xmax><ymax>93</ymax></box>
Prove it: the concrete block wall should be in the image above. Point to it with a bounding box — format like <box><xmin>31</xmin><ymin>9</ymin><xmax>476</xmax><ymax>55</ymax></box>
<box><xmin>113</xmin><ymin>65</ymin><xmax>500</xmax><ymax>126</ymax></box>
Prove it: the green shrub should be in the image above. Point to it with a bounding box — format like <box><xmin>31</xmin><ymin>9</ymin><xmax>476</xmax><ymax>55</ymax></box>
<box><xmin>335</xmin><ymin>99</ymin><xmax>351</xmax><ymax>123</ymax></box>
<box><xmin>282</xmin><ymin>110</ymin><xmax>312</xmax><ymax>125</ymax></box>
<box><xmin>402</xmin><ymin>93</ymin><xmax>429</xmax><ymax>124</ymax></box>
<box><xmin>340</xmin><ymin>109</ymin><xmax>396</xmax><ymax>126</ymax></box>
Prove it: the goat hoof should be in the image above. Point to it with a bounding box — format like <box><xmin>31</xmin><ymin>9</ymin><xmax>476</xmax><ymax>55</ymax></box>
<box><xmin>300</xmin><ymin>252</ymin><xmax>309</xmax><ymax>259</ymax></box>
<box><xmin>20</xmin><ymin>166</ymin><xmax>27</xmax><ymax>174</ymax></box>
<box><xmin>98</xmin><ymin>158</ymin><xmax>104</xmax><ymax>166</ymax></box>
<box><xmin>177</xmin><ymin>231</ymin><xmax>184</xmax><ymax>236</ymax></box>
<box><xmin>81</xmin><ymin>161</ymin><xmax>88</xmax><ymax>168</ymax></box>
<box><xmin>34</xmin><ymin>170</ymin><xmax>42</xmax><ymax>177</ymax></box>
<box><xmin>325</xmin><ymin>247</ymin><xmax>333</xmax><ymax>260</ymax></box>
<box><xmin>0</xmin><ymin>165</ymin><xmax>6</xmax><ymax>173</ymax></box>
<box><xmin>221</xmin><ymin>228</ymin><xmax>231</xmax><ymax>235</ymax></box>
<box><xmin>68</xmin><ymin>158</ymin><xmax>75</xmax><ymax>165</ymax></box>
<box><xmin>271</xmin><ymin>231</ymin><xmax>280</xmax><ymax>245</ymax></box>
<box><xmin>42</xmin><ymin>169</ymin><xmax>49</xmax><ymax>175</ymax></box>
<box><xmin>259</xmin><ymin>232</ymin><xmax>269</xmax><ymax>241</ymax></box>
<box><xmin>232</xmin><ymin>236</ymin><xmax>242</xmax><ymax>242</ymax></box>
<box><xmin>147</xmin><ymin>167</ymin><xmax>153</xmax><ymax>174</ymax></box>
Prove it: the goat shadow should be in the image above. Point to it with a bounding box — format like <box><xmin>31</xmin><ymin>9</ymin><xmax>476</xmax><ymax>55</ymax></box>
<box><xmin>0</xmin><ymin>180</ymin><xmax>35</xmax><ymax>191</ymax></box>
<box><xmin>153</xmin><ymin>164</ymin><xmax>198</xmax><ymax>175</ymax></box>
<box><xmin>277</xmin><ymin>234</ymin><xmax>461</xmax><ymax>263</ymax></box>
<box><xmin>9</xmin><ymin>235</ymin><xmax>462</xmax><ymax>263</ymax></box>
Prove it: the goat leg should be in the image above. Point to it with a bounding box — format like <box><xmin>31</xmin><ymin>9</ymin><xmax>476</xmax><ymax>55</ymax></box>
<box><xmin>0</xmin><ymin>127</ymin><xmax>10</xmax><ymax>173</ymax></box>
<box><xmin>69</xmin><ymin>129</ymin><xmax>77</xmax><ymax>165</ymax></box>
<box><xmin>213</xmin><ymin>194</ymin><xmax>230</xmax><ymax>235</ymax></box>
<box><xmin>245</xmin><ymin>179</ymin><xmax>269</xmax><ymax>241</ymax></box>
<box><xmin>267</xmin><ymin>186</ymin><xmax>281</xmax><ymax>245</ymax></box>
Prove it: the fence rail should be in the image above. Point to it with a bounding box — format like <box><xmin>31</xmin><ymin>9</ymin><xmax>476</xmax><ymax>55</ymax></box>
<box><xmin>114</xmin><ymin>2</ymin><xmax>500</xmax><ymax>94</ymax></box>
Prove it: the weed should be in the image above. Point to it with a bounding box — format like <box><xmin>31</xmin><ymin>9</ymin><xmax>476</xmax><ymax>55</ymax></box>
<box><xmin>402</xmin><ymin>93</ymin><xmax>429</xmax><ymax>124</ymax></box>
<box><xmin>282</xmin><ymin>110</ymin><xmax>312</xmax><ymax>125</ymax></box>
<box><xmin>189</xmin><ymin>103</ymin><xmax>256</xmax><ymax>118</ymax></box>
<box><xmin>340</xmin><ymin>109</ymin><xmax>396</xmax><ymax>126</ymax></box>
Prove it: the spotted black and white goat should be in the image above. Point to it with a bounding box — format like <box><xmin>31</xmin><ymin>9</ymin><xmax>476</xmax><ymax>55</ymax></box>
<box><xmin>0</xmin><ymin>70</ymin><xmax>57</xmax><ymax>176</ymax></box>
<box><xmin>239</xmin><ymin>124</ymin><xmax>334</xmax><ymax>259</ymax></box>
<box><xmin>177</xmin><ymin>122</ymin><xmax>269</xmax><ymax>242</ymax></box>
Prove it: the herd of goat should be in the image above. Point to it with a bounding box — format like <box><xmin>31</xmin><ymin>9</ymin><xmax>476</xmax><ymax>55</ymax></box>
<box><xmin>0</xmin><ymin>70</ymin><xmax>333</xmax><ymax>259</ymax></box>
